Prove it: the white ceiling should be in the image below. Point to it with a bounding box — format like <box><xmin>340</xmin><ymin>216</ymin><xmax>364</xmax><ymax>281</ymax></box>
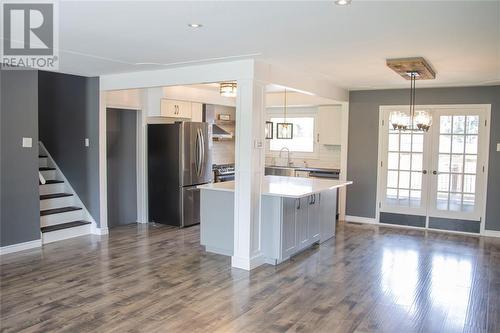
<box><xmin>55</xmin><ymin>1</ymin><xmax>500</xmax><ymax>90</ymax></box>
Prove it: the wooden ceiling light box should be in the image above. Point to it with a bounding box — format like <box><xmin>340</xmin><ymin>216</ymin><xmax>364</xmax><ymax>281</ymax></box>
<box><xmin>386</xmin><ymin>57</ymin><xmax>436</xmax><ymax>80</ymax></box>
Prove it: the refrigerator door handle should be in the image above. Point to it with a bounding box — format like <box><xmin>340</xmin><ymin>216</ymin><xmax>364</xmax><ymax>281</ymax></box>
<box><xmin>196</xmin><ymin>129</ymin><xmax>203</xmax><ymax>176</ymax></box>
<box><xmin>199</xmin><ymin>128</ymin><xmax>205</xmax><ymax>177</ymax></box>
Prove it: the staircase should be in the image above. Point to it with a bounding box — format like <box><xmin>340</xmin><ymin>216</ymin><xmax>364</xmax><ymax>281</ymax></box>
<box><xmin>39</xmin><ymin>145</ymin><xmax>93</xmax><ymax>244</ymax></box>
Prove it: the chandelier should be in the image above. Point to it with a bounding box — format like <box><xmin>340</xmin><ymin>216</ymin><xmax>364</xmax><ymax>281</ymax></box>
<box><xmin>389</xmin><ymin>71</ymin><xmax>432</xmax><ymax>132</ymax></box>
<box><xmin>386</xmin><ymin>57</ymin><xmax>435</xmax><ymax>132</ymax></box>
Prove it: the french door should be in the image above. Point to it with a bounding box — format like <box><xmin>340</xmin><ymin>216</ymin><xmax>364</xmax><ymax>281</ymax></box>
<box><xmin>378</xmin><ymin>105</ymin><xmax>490</xmax><ymax>231</ymax></box>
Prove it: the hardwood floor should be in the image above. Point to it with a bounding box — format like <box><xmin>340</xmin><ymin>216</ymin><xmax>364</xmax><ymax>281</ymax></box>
<box><xmin>1</xmin><ymin>222</ymin><xmax>500</xmax><ymax>333</ymax></box>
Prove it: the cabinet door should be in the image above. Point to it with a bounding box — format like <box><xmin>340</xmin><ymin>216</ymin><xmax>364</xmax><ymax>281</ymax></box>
<box><xmin>191</xmin><ymin>102</ymin><xmax>203</xmax><ymax>122</ymax></box>
<box><xmin>318</xmin><ymin>106</ymin><xmax>342</xmax><ymax>145</ymax></box>
<box><xmin>319</xmin><ymin>189</ymin><xmax>337</xmax><ymax>243</ymax></box>
<box><xmin>297</xmin><ymin>196</ymin><xmax>310</xmax><ymax>250</ymax></box>
<box><xmin>281</xmin><ymin>198</ymin><xmax>298</xmax><ymax>258</ymax></box>
<box><xmin>160</xmin><ymin>99</ymin><xmax>192</xmax><ymax>118</ymax></box>
<box><xmin>308</xmin><ymin>194</ymin><xmax>321</xmax><ymax>242</ymax></box>
<box><xmin>176</xmin><ymin>101</ymin><xmax>192</xmax><ymax>118</ymax></box>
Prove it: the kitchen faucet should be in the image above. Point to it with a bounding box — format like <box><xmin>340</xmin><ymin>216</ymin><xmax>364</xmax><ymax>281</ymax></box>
<box><xmin>279</xmin><ymin>147</ymin><xmax>292</xmax><ymax>167</ymax></box>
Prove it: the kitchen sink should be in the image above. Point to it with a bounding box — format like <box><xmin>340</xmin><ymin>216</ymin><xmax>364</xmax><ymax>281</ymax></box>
<box><xmin>264</xmin><ymin>166</ymin><xmax>296</xmax><ymax>177</ymax></box>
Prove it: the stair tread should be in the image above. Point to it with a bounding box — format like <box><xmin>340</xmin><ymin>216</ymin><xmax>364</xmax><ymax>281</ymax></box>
<box><xmin>41</xmin><ymin>220</ymin><xmax>91</xmax><ymax>233</ymax></box>
<box><xmin>40</xmin><ymin>193</ymin><xmax>73</xmax><ymax>200</ymax></box>
<box><xmin>39</xmin><ymin>167</ymin><xmax>56</xmax><ymax>171</ymax></box>
<box><xmin>39</xmin><ymin>155</ymin><xmax>48</xmax><ymax>158</ymax></box>
<box><xmin>41</xmin><ymin>179</ymin><xmax>64</xmax><ymax>185</ymax></box>
<box><xmin>40</xmin><ymin>206</ymin><xmax>82</xmax><ymax>216</ymax></box>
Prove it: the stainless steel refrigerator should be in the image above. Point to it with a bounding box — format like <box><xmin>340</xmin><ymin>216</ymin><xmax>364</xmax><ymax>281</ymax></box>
<box><xmin>148</xmin><ymin>122</ymin><xmax>212</xmax><ymax>227</ymax></box>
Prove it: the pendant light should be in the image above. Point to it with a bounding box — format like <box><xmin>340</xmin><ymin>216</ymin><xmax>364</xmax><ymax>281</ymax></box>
<box><xmin>220</xmin><ymin>82</ymin><xmax>237</xmax><ymax>97</ymax></box>
<box><xmin>276</xmin><ymin>89</ymin><xmax>293</xmax><ymax>139</ymax></box>
<box><xmin>389</xmin><ymin>71</ymin><xmax>432</xmax><ymax>132</ymax></box>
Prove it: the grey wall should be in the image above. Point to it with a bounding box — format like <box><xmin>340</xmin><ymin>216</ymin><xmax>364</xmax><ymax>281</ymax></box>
<box><xmin>38</xmin><ymin>71</ymin><xmax>101</xmax><ymax>226</ymax></box>
<box><xmin>347</xmin><ymin>85</ymin><xmax>500</xmax><ymax>231</ymax></box>
<box><xmin>106</xmin><ymin>108</ymin><xmax>137</xmax><ymax>227</ymax></box>
<box><xmin>0</xmin><ymin>70</ymin><xmax>40</xmax><ymax>247</ymax></box>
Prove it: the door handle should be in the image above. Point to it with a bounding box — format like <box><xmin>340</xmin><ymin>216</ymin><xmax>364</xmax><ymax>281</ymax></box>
<box><xmin>296</xmin><ymin>198</ymin><xmax>301</xmax><ymax>210</ymax></box>
<box><xmin>422</xmin><ymin>170</ymin><xmax>427</xmax><ymax>174</ymax></box>
<box><xmin>433</xmin><ymin>170</ymin><xmax>437</xmax><ymax>175</ymax></box>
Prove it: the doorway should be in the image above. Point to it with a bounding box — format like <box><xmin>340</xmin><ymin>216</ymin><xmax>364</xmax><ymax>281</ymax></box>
<box><xmin>107</xmin><ymin>108</ymin><xmax>138</xmax><ymax>228</ymax></box>
<box><xmin>377</xmin><ymin>105</ymin><xmax>491</xmax><ymax>233</ymax></box>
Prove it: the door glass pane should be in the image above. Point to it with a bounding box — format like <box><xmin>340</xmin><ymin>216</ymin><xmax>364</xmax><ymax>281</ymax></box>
<box><xmin>399</xmin><ymin>171</ymin><xmax>410</xmax><ymax>188</ymax></box>
<box><xmin>451</xmin><ymin>155</ymin><xmax>463</xmax><ymax>173</ymax></box>
<box><xmin>438</xmin><ymin>154</ymin><xmax>450</xmax><ymax>172</ymax></box>
<box><xmin>465</xmin><ymin>135</ymin><xmax>478</xmax><ymax>154</ymax></box>
<box><xmin>450</xmin><ymin>174</ymin><xmax>462</xmax><ymax>193</ymax></box>
<box><xmin>452</xmin><ymin>135</ymin><xmax>464</xmax><ymax>154</ymax></box>
<box><xmin>389</xmin><ymin>134</ymin><xmax>399</xmax><ymax>151</ymax></box>
<box><xmin>411</xmin><ymin>172</ymin><xmax>422</xmax><ymax>189</ymax></box>
<box><xmin>438</xmin><ymin>174</ymin><xmax>449</xmax><ymax>192</ymax></box>
<box><xmin>400</xmin><ymin>153</ymin><xmax>411</xmax><ymax>170</ymax></box>
<box><xmin>411</xmin><ymin>153</ymin><xmax>422</xmax><ymax>171</ymax></box>
<box><xmin>439</xmin><ymin>135</ymin><xmax>451</xmax><ymax>153</ymax></box>
<box><xmin>466</xmin><ymin>116</ymin><xmax>479</xmax><ymax>134</ymax></box>
<box><xmin>440</xmin><ymin>116</ymin><xmax>452</xmax><ymax>133</ymax></box>
<box><xmin>388</xmin><ymin>152</ymin><xmax>399</xmax><ymax>169</ymax></box>
<box><xmin>464</xmin><ymin>155</ymin><xmax>477</xmax><ymax>173</ymax></box>
<box><xmin>387</xmin><ymin>171</ymin><xmax>398</xmax><ymax>188</ymax></box>
<box><xmin>449</xmin><ymin>193</ymin><xmax>462</xmax><ymax>211</ymax></box>
<box><xmin>412</xmin><ymin>134</ymin><xmax>424</xmax><ymax>152</ymax></box>
<box><xmin>463</xmin><ymin>175</ymin><xmax>475</xmax><ymax>193</ymax></box>
<box><xmin>400</xmin><ymin>134</ymin><xmax>412</xmax><ymax>151</ymax></box>
<box><xmin>453</xmin><ymin>116</ymin><xmax>465</xmax><ymax>134</ymax></box>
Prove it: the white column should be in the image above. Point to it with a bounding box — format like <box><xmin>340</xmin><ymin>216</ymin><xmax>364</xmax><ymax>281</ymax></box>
<box><xmin>232</xmin><ymin>79</ymin><xmax>265</xmax><ymax>270</ymax></box>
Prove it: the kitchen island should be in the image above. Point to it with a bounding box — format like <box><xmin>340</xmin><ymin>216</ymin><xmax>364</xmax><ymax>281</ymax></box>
<box><xmin>198</xmin><ymin>175</ymin><xmax>352</xmax><ymax>265</ymax></box>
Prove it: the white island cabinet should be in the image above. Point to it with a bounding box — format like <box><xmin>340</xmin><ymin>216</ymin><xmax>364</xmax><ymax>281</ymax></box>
<box><xmin>199</xmin><ymin>176</ymin><xmax>352</xmax><ymax>265</ymax></box>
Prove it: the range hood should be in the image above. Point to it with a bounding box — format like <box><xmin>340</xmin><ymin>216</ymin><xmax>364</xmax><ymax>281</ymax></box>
<box><xmin>203</xmin><ymin>104</ymin><xmax>233</xmax><ymax>139</ymax></box>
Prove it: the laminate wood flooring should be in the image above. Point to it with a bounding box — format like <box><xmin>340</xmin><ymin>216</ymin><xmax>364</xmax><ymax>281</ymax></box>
<box><xmin>1</xmin><ymin>222</ymin><xmax>500</xmax><ymax>333</ymax></box>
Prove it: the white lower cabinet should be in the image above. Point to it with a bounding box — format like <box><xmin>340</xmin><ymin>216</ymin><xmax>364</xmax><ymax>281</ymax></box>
<box><xmin>280</xmin><ymin>193</ymin><xmax>323</xmax><ymax>261</ymax></box>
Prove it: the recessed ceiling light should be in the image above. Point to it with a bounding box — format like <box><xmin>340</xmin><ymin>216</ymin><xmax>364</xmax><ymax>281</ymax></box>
<box><xmin>188</xmin><ymin>23</ymin><xmax>203</xmax><ymax>28</ymax></box>
<box><xmin>335</xmin><ymin>0</ymin><xmax>352</xmax><ymax>5</ymax></box>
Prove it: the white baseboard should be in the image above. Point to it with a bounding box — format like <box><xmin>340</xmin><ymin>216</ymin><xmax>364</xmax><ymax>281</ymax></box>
<box><xmin>231</xmin><ymin>253</ymin><xmax>266</xmax><ymax>271</ymax></box>
<box><xmin>483</xmin><ymin>230</ymin><xmax>500</xmax><ymax>238</ymax></box>
<box><xmin>91</xmin><ymin>225</ymin><xmax>109</xmax><ymax>235</ymax></box>
<box><xmin>0</xmin><ymin>239</ymin><xmax>42</xmax><ymax>255</ymax></box>
<box><xmin>345</xmin><ymin>215</ymin><xmax>378</xmax><ymax>224</ymax></box>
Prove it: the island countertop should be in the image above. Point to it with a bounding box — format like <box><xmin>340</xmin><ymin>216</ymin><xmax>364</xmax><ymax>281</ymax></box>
<box><xmin>198</xmin><ymin>175</ymin><xmax>352</xmax><ymax>198</ymax></box>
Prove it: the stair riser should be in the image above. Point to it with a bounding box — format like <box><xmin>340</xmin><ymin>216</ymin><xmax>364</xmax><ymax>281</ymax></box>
<box><xmin>42</xmin><ymin>224</ymin><xmax>91</xmax><ymax>244</ymax></box>
<box><xmin>41</xmin><ymin>210</ymin><xmax>83</xmax><ymax>227</ymax></box>
<box><xmin>40</xmin><ymin>170</ymin><xmax>56</xmax><ymax>180</ymax></box>
<box><xmin>39</xmin><ymin>183</ymin><xmax>65</xmax><ymax>195</ymax></box>
<box><xmin>40</xmin><ymin>196</ymin><xmax>74</xmax><ymax>211</ymax></box>
<box><xmin>39</xmin><ymin>158</ymin><xmax>48</xmax><ymax>168</ymax></box>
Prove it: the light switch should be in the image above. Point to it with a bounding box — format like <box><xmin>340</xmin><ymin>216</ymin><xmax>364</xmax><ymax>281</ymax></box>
<box><xmin>22</xmin><ymin>137</ymin><xmax>32</xmax><ymax>148</ymax></box>
<box><xmin>497</xmin><ymin>143</ymin><xmax>500</xmax><ymax>152</ymax></box>
<box><xmin>254</xmin><ymin>139</ymin><xmax>263</xmax><ymax>149</ymax></box>
<box><xmin>85</xmin><ymin>138</ymin><xmax>90</xmax><ymax>147</ymax></box>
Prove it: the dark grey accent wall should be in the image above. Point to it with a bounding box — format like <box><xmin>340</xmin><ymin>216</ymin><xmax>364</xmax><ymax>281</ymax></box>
<box><xmin>106</xmin><ymin>108</ymin><xmax>137</xmax><ymax>227</ymax></box>
<box><xmin>0</xmin><ymin>69</ymin><xmax>40</xmax><ymax>247</ymax></box>
<box><xmin>347</xmin><ymin>85</ymin><xmax>500</xmax><ymax>231</ymax></box>
<box><xmin>38</xmin><ymin>71</ymin><xmax>101</xmax><ymax>226</ymax></box>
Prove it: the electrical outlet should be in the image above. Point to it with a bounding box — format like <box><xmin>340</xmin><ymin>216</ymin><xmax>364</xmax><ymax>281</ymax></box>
<box><xmin>85</xmin><ymin>138</ymin><xmax>90</xmax><ymax>147</ymax></box>
<box><xmin>22</xmin><ymin>137</ymin><xmax>32</xmax><ymax>148</ymax></box>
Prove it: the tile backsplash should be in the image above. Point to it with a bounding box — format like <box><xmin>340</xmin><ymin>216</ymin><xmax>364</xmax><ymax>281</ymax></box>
<box><xmin>265</xmin><ymin>144</ymin><xmax>341</xmax><ymax>169</ymax></box>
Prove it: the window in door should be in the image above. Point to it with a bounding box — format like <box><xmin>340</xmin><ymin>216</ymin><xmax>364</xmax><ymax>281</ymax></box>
<box><xmin>269</xmin><ymin>117</ymin><xmax>315</xmax><ymax>153</ymax></box>
<box><xmin>434</xmin><ymin>114</ymin><xmax>480</xmax><ymax>213</ymax></box>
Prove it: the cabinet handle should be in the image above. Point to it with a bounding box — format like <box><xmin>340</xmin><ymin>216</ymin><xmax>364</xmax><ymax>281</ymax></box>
<box><xmin>318</xmin><ymin>193</ymin><xmax>321</xmax><ymax>204</ymax></box>
<box><xmin>296</xmin><ymin>198</ymin><xmax>300</xmax><ymax>210</ymax></box>
<box><xmin>317</xmin><ymin>133</ymin><xmax>320</xmax><ymax>143</ymax></box>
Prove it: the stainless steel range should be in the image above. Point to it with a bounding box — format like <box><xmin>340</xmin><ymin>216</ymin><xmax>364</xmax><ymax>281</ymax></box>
<box><xmin>213</xmin><ymin>164</ymin><xmax>235</xmax><ymax>182</ymax></box>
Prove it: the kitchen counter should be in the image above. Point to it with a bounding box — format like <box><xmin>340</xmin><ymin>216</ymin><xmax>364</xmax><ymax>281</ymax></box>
<box><xmin>199</xmin><ymin>175</ymin><xmax>352</xmax><ymax>264</ymax></box>
<box><xmin>198</xmin><ymin>175</ymin><xmax>351</xmax><ymax>198</ymax></box>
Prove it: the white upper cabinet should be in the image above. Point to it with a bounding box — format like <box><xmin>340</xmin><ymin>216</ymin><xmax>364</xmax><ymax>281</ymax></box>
<box><xmin>317</xmin><ymin>105</ymin><xmax>342</xmax><ymax>145</ymax></box>
<box><xmin>191</xmin><ymin>102</ymin><xmax>203</xmax><ymax>122</ymax></box>
<box><xmin>161</xmin><ymin>99</ymin><xmax>192</xmax><ymax>118</ymax></box>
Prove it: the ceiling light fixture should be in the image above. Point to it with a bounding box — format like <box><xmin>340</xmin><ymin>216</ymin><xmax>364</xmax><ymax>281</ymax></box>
<box><xmin>276</xmin><ymin>89</ymin><xmax>293</xmax><ymax>139</ymax></box>
<box><xmin>188</xmin><ymin>23</ymin><xmax>203</xmax><ymax>28</ymax></box>
<box><xmin>334</xmin><ymin>0</ymin><xmax>352</xmax><ymax>6</ymax></box>
<box><xmin>220</xmin><ymin>82</ymin><xmax>237</xmax><ymax>97</ymax></box>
